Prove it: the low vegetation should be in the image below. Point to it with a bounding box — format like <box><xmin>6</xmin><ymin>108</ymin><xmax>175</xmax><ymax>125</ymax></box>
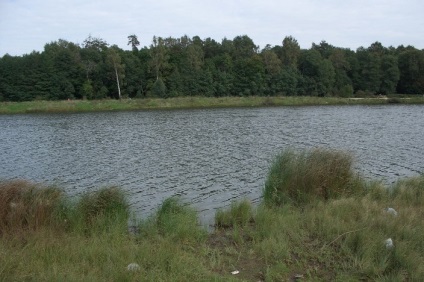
<box><xmin>1</xmin><ymin>148</ymin><xmax>423</xmax><ymax>281</ymax></box>
<box><xmin>263</xmin><ymin>148</ymin><xmax>362</xmax><ymax>206</ymax></box>
<box><xmin>1</xmin><ymin>95</ymin><xmax>424</xmax><ymax>114</ymax></box>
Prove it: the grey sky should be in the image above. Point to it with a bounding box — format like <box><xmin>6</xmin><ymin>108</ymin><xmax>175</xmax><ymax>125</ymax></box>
<box><xmin>0</xmin><ymin>0</ymin><xmax>423</xmax><ymax>56</ymax></box>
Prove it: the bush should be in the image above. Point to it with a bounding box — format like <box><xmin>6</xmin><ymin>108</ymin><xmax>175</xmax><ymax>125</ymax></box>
<box><xmin>263</xmin><ymin>148</ymin><xmax>362</xmax><ymax>206</ymax></box>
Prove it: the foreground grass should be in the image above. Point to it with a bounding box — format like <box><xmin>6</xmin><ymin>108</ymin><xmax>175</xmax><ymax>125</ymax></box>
<box><xmin>1</xmin><ymin>149</ymin><xmax>424</xmax><ymax>281</ymax></box>
<box><xmin>1</xmin><ymin>95</ymin><xmax>424</xmax><ymax>114</ymax></box>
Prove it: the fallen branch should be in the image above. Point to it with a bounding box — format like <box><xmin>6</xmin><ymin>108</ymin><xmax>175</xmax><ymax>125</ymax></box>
<box><xmin>321</xmin><ymin>227</ymin><xmax>368</xmax><ymax>250</ymax></box>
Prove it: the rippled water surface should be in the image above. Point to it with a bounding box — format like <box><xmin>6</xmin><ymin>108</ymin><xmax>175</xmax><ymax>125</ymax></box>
<box><xmin>1</xmin><ymin>105</ymin><xmax>423</xmax><ymax>222</ymax></box>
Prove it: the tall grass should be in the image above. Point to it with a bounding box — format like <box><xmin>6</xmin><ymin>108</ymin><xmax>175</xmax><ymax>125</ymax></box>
<box><xmin>263</xmin><ymin>148</ymin><xmax>363</xmax><ymax>206</ymax></box>
<box><xmin>140</xmin><ymin>197</ymin><xmax>207</xmax><ymax>243</ymax></box>
<box><xmin>0</xmin><ymin>180</ymin><xmax>62</xmax><ymax>235</ymax></box>
<box><xmin>0</xmin><ymin>181</ymin><xmax>129</xmax><ymax>236</ymax></box>
<box><xmin>215</xmin><ymin>199</ymin><xmax>254</xmax><ymax>229</ymax></box>
<box><xmin>67</xmin><ymin>186</ymin><xmax>129</xmax><ymax>235</ymax></box>
<box><xmin>1</xmin><ymin>150</ymin><xmax>424</xmax><ymax>280</ymax></box>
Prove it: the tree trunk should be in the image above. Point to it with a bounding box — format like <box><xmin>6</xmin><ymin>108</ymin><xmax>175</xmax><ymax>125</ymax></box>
<box><xmin>114</xmin><ymin>63</ymin><xmax>122</xmax><ymax>99</ymax></box>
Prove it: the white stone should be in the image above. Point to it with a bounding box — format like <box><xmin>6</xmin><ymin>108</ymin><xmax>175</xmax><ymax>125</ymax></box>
<box><xmin>386</xmin><ymin>207</ymin><xmax>398</xmax><ymax>216</ymax></box>
<box><xmin>385</xmin><ymin>238</ymin><xmax>394</xmax><ymax>249</ymax></box>
<box><xmin>127</xmin><ymin>263</ymin><xmax>140</xmax><ymax>271</ymax></box>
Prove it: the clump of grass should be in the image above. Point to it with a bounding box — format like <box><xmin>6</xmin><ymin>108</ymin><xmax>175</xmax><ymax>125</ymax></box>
<box><xmin>0</xmin><ymin>180</ymin><xmax>62</xmax><ymax>235</ymax></box>
<box><xmin>298</xmin><ymin>175</ymin><xmax>424</xmax><ymax>280</ymax></box>
<box><xmin>0</xmin><ymin>181</ymin><xmax>129</xmax><ymax>236</ymax></box>
<box><xmin>263</xmin><ymin>148</ymin><xmax>362</xmax><ymax>206</ymax></box>
<box><xmin>140</xmin><ymin>197</ymin><xmax>206</xmax><ymax>243</ymax></box>
<box><xmin>69</xmin><ymin>186</ymin><xmax>129</xmax><ymax>235</ymax></box>
<box><xmin>390</xmin><ymin>176</ymin><xmax>424</xmax><ymax>205</ymax></box>
<box><xmin>215</xmin><ymin>199</ymin><xmax>254</xmax><ymax>229</ymax></box>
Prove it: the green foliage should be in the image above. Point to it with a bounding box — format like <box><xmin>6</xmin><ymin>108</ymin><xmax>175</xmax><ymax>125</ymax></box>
<box><xmin>1</xmin><ymin>35</ymin><xmax>423</xmax><ymax>102</ymax></box>
<box><xmin>81</xmin><ymin>80</ymin><xmax>94</xmax><ymax>99</ymax></box>
<box><xmin>263</xmin><ymin>148</ymin><xmax>362</xmax><ymax>206</ymax></box>
<box><xmin>281</xmin><ymin>36</ymin><xmax>301</xmax><ymax>68</ymax></box>
<box><xmin>151</xmin><ymin>78</ymin><xmax>167</xmax><ymax>97</ymax></box>
<box><xmin>380</xmin><ymin>55</ymin><xmax>400</xmax><ymax>94</ymax></box>
<box><xmin>215</xmin><ymin>199</ymin><xmax>254</xmax><ymax>228</ymax></box>
<box><xmin>141</xmin><ymin>197</ymin><xmax>206</xmax><ymax>243</ymax></box>
<box><xmin>299</xmin><ymin>50</ymin><xmax>335</xmax><ymax>96</ymax></box>
<box><xmin>69</xmin><ymin>186</ymin><xmax>129</xmax><ymax>235</ymax></box>
<box><xmin>336</xmin><ymin>84</ymin><xmax>354</xmax><ymax>97</ymax></box>
<box><xmin>397</xmin><ymin>49</ymin><xmax>424</xmax><ymax>94</ymax></box>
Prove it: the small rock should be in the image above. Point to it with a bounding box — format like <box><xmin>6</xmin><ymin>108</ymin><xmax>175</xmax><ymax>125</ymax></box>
<box><xmin>293</xmin><ymin>274</ymin><xmax>304</xmax><ymax>280</ymax></box>
<box><xmin>385</xmin><ymin>207</ymin><xmax>398</xmax><ymax>216</ymax></box>
<box><xmin>385</xmin><ymin>238</ymin><xmax>394</xmax><ymax>249</ymax></box>
<box><xmin>231</xmin><ymin>270</ymin><xmax>239</xmax><ymax>275</ymax></box>
<box><xmin>127</xmin><ymin>263</ymin><xmax>140</xmax><ymax>271</ymax></box>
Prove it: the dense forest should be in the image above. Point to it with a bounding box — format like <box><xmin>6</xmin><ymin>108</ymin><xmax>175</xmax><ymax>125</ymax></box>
<box><xmin>0</xmin><ymin>34</ymin><xmax>423</xmax><ymax>101</ymax></box>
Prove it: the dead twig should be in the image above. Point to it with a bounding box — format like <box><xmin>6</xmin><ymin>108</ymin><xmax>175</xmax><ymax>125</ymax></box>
<box><xmin>321</xmin><ymin>227</ymin><xmax>368</xmax><ymax>250</ymax></box>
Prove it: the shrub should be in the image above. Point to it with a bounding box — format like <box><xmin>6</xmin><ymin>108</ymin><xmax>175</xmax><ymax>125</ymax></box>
<box><xmin>263</xmin><ymin>148</ymin><xmax>362</xmax><ymax>206</ymax></box>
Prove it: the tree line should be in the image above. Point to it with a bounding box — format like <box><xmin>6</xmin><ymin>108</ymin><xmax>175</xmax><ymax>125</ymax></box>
<box><xmin>0</xmin><ymin>34</ymin><xmax>423</xmax><ymax>101</ymax></box>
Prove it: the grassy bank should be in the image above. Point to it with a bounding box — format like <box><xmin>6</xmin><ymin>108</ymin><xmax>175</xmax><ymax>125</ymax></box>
<box><xmin>1</xmin><ymin>95</ymin><xmax>424</xmax><ymax>114</ymax></box>
<box><xmin>1</xmin><ymin>149</ymin><xmax>424</xmax><ymax>281</ymax></box>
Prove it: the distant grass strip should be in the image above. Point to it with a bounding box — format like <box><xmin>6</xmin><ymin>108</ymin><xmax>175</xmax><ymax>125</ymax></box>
<box><xmin>1</xmin><ymin>95</ymin><xmax>424</xmax><ymax>114</ymax></box>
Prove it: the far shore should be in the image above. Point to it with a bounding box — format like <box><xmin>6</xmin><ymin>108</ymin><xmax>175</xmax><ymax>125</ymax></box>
<box><xmin>1</xmin><ymin>95</ymin><xmax>423</xmax><ymax>115</ymax></box>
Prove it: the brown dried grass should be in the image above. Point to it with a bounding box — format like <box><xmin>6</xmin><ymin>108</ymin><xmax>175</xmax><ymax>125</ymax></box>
<box><xmin>0</xmin><ymin>180</ymin><xmax>62</xmax><ymax>235</ymax></box>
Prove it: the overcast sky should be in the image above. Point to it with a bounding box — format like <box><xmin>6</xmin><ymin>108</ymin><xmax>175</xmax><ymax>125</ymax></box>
<box><xmin>0</xmin><ymin>0</ymin><xmax>423</xmax><ymax>57</ymax></box>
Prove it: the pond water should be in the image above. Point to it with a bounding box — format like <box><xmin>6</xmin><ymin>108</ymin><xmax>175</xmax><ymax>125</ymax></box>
<box><xmin>1</xmin><ymin>105</ymin><xmax>423</xmax><ymax>223</ymax></box>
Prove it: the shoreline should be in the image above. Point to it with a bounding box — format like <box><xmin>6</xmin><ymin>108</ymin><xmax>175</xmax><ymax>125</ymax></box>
<box><xmin>1</xmin><ymin>95</ymin><xmax>424</xmax><ymax>115</ymax></box>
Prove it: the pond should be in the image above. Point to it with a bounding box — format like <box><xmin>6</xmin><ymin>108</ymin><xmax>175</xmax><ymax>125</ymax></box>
<box><xmin>1</xmin><ymin>105</ymin><xmax>423</xmax><ymax>223</ymax></box>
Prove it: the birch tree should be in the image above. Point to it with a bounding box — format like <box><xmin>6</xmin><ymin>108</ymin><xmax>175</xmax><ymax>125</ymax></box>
<box><xmin>106</xmin><ymin>47</ymin><xmax>124</xmax><ymax>99</ymax></box>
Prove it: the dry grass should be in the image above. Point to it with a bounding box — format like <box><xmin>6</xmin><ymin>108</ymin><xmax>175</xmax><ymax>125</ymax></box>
<box><xmin>0</xmin><ymin>180</ymin><xmax>62</xmax><ymax>235</ymax></box>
